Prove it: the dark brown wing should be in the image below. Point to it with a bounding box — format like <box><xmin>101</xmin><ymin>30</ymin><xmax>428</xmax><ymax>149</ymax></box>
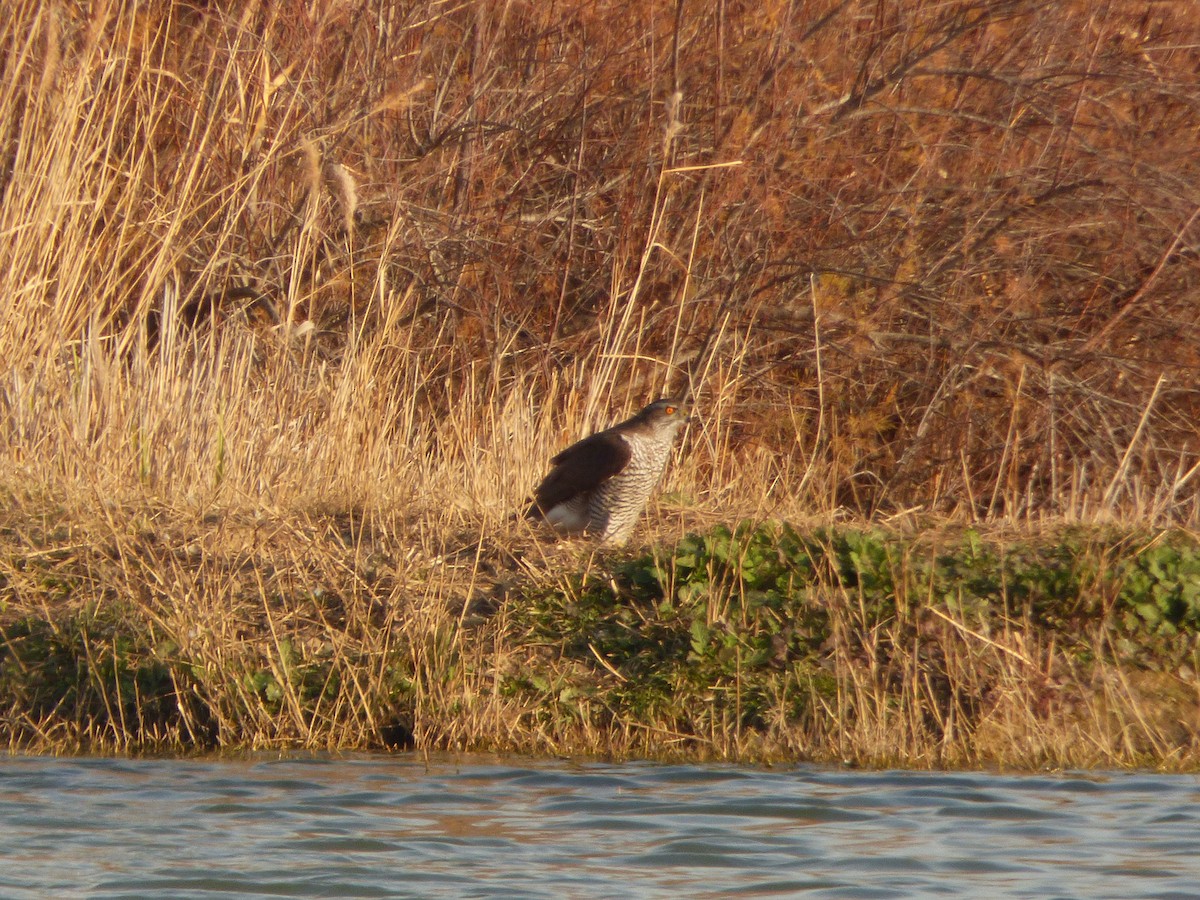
<box><xmin>526</xmin><ymin>430</ymin><xmax>631</xmax><ymax>518</ymax></box>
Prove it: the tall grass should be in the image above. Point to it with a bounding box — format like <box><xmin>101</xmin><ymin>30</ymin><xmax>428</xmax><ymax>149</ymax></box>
<box><xmin>1</xmin><ymin>1</ymin><xmax>1198</xmax><ymax>761</ymax></box>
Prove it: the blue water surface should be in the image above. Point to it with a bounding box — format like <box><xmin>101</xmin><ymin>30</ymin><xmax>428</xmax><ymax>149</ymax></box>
<box><xmin>1</xmin><ymin>754</ymin><xmax>1198</xmax><ymax>898</ymax></box>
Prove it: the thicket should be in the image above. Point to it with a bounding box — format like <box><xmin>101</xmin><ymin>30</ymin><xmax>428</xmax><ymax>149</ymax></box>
<box><xmin>2</xmin><ymin>0</ymin><xmax>1198</xmax><ymax>519</ymax></box>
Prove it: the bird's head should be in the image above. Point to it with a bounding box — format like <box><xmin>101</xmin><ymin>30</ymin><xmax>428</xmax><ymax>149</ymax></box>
<box><xmin>640</xmin><ymin>398</ymin><xmax>691</xmax><ymax>432</ymax></box>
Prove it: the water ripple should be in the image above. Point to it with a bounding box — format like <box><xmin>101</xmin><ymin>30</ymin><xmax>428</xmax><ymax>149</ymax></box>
<box><xmin>0</xmin><ymin>755</ymin><xmax>1197</xmax><ymax>898</ymax></box>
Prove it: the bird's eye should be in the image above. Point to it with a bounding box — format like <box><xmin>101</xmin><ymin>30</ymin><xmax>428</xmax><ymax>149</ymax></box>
<box><xmin>665</xmin><ymin>406</ymin><xmax>676</xmax><ymax>415</ymax></box>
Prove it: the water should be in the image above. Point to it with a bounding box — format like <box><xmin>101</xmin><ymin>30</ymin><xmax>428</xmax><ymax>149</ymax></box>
<box><xmin>1</xmin><ymin>754</ymin><xmax>1197</xmax><ymax>899</ymax></box>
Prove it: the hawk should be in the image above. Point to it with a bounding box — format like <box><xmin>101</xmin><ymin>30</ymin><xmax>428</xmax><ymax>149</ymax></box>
<box><xmin>525</xmin><ymin>398</ymin><xmax>690</xmax><ymax>544</ymax></box>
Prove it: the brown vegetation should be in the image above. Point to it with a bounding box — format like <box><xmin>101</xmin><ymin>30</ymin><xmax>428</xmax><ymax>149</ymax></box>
<box><xmin>1</xmin><ymin>0</ymin><xmax>1199</xmax><ymax>763</ymax></box>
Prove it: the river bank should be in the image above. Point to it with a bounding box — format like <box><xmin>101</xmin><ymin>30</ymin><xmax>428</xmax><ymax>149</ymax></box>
<box><xmin>2</xmin><ymin>510</ymin><xmax>1196</xmax><ymax>769</ymax></box>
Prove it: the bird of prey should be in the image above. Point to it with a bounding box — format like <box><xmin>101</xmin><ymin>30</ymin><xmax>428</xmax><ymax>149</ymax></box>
<box><xmin>525</xmin><ymin>398</ymin><xmax>690</xmax><ymax>544</ymax></box>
